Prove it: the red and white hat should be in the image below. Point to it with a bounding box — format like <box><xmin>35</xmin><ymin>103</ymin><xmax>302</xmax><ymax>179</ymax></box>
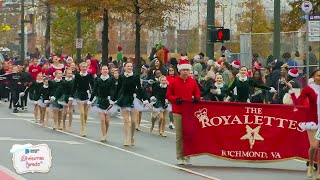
<box><xmin>177</xmin><ymin>60</ymin><xmax>192</xmax><ymax>71</ymax></box>
<box><xmin>215</xmin><ymin>60</ymin><xmax>223</xmax><ymax>68</ymax></box>
<box><xmin>254</xmin><ymin>63</ymin><xmax>262</xmax><ymax>70</ymax></box>
<box><xmin>231</xmin><ymin>60</ymin><xmax>241</xmax><ymax>69</ymax></box>
<box><xmin>288</xmin><ymin>68</ymin><xmax>299</xmax><ymax>77</ymax></box>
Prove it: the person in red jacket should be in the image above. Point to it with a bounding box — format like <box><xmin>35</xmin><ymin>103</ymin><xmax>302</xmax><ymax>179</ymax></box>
<box><xmin>287</xmin><ymin>69</ymin><xmax>320</xmax><ymax>179</ymax></box>
<box><xmin>28</xmin><ymin>55</ymin><xmax>42</xmax><ymax>81</ymax></box>
<box><xmin>166</xmin><ymin>59</ymin><xmax>201</xmax><ymax>165</ymax></box>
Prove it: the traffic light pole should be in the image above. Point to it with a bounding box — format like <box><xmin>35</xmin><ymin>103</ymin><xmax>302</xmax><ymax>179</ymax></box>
<box><xmin>273</xmin><ymin>0</ymin><xmax>281</xmax><ymax>61</ymax></box>
<box><xmin>206</xmin><ymin>0</ymin><xmax>215</xmax><ymax>59</ymax></box>
<box><xmin>20</xmin><ymin>0</ymin><xmax>25</xmax><ymax>64</ymax></box>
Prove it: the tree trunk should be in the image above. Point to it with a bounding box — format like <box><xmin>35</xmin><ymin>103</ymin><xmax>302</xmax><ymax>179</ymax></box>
<box><xmin>134</xmin><ymin>0</ymin><xmax>141</xmax><ymax>75</ymax></box>
<box><xmin>45</xmin><ymin>3</ymin><xmax>51</xmax><ymax>59</ymax></box>
<box><xmin>101</xmin><ymin>9</ymin><xmax>109</xmax><ymax>65</ymax></box>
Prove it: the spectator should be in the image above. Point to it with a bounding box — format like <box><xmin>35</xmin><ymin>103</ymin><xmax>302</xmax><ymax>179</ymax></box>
<box><xmin>282</xmin><ymin>52</ymin><xmax>297</xmax><ymax>69</ymax></box>
<box><xmin>220</xmin><ymin>61</ymin><xmax>232</xmax><ymax>85</ymax></box>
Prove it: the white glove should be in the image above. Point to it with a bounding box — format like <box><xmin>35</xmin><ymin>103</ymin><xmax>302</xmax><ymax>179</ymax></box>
<box><xmin>68</xmin><ymin>97</ymin><xmax>74</xmax><ymax>101</ymax></box>
<box><xmin>165</xmin><ymin>99</ymin><xmax>169</xmax><ymax>105</ymax></box>
<box><xmin>269</xmin><ymin>87</ymin><xmax>277</xmax><ymax>93</ymax></box>
<box><xmin>148</xmin><ymin>79</ymin><xmax>154</xmax><ymax>84</ymax></box>
<box><xmin>44</xmin><ymin>100</ymin><xmax>50</xmax><ymax>104</ymax></box>
<box><xmin>143</xmin><ymin>100</ymin><xmax>149</xmax><ymax>105</ymax></box>
<box><xmin>216</xmin><ymin>89</ymin><xmax>221</xmax><ymax>95</ymax></box>
<box><xmin>225</xmin><ymin>96</ymin><xmax>231</xmax><ymax>102</ymax></box>
<box><xmin>34</xmin><ymin>101</ymin><xmax>38</xmax><ymax>105</ymax></box>
<box><xmin>50</xmin><ymin>96</ymin><xmax>56</xmax><ymax>101</ymax></box>
<box><xmin>19</xmin><ymin>92</ymin><xmax>25</xmax><ymax>97</ymax></box>
<box><xmin>150</xmin><ymin>96</ymin><xmax>157</xmax><ymax>102</ymax></box>
<box><xmin>87</xmin><ymin>101</ymin><xmax>92</xmax><ymax>105</ymax></box>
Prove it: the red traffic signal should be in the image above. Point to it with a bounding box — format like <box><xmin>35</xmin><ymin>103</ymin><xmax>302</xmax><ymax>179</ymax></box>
<box><xmin>211</xmin><ymin>28</ymin><xmax>230</xmax><ymax>43</ymax></box>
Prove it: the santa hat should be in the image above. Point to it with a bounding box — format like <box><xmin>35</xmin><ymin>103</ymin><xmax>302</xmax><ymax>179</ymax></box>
<box><xmin>66</xmin><ymin>57</ymin><xmax>73</xmax><ymax>62</ymax></box>
<box><xmin>288</xmin><ymin>68</ymin><xmax>299</xmax><ymax>77</ymax></box>
<box><xmin>118</xmin><ymin>45</ymin><xmax>122</xmax><ymax>51</ymax></box>
<box><xmin>231</xmin><ymin>60</ymin><xmax>241</xmax><ymax>69</ymax></box>
<box><xmin>215</xmin><ymin>60</ymin><xmax>223</xmax><ymax>68</ymax></box>
<box><xmin>60</xmin><ymin>56</ymin><xmax>65</xmax><ymax>61</ymax></box>
<box><xmin>254</xmin><ymin>63</ymin><xmax>262</xmax><ymax>70</ymax></box>
<box><xmin>177</xmin><ymin>60</ymin><xmax>192</xmax><ymax>71</ymax></box>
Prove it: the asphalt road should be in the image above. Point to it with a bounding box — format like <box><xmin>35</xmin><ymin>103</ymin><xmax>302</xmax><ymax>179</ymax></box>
<box><xmin>0</xmin><ymin>102</ymin><xmax>311</xmax><ymax>180</ymax></box>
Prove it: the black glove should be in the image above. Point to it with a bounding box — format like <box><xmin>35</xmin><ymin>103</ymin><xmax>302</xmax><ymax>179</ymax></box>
<box><xmin>193</xmin><ymin>97</ymin><xmax>200</xmax><ymax>103</ymax></box>
<box><xmin>176</xmin><ymin>98</ymin><xmax>182</xmax><ymax>104</ymax></box>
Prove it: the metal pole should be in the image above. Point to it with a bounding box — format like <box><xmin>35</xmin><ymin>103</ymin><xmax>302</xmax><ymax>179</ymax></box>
<box><xmin>20</xmin><ymin>0</ymin><xmax>25</xmax><ymax>64</ymax></box>
<box><xmin>306</xmin><ymin>13</ymin><xmax>310</xmax><ymax>79</ymax></box>
<box><xmin>273</xmin><ymin>0</ymin><xmax>281</xmax><ymax>61</ymax></box>
<box><xmin>223</xmin><ymin>6</ymin><xmax>225</xmax><ymax>27</ymax></box>
<box><xmin>206</xmin><ymin>0</ymin><xmax>215</xmax><ymax>59</ymax></box>
<box><xmin>76</xmin><ymin>10</ymin><xmax>81</xmax><ymax>63</ymax></box>
<box><xmin>32</xmin><ymin>0</ymin><xmax>34</xmax><ymax>33</ymax></box>
<box><xmin>198</xmin><ymin>0</ymin><xmax>201</xmax><ymax>53</ymax></box>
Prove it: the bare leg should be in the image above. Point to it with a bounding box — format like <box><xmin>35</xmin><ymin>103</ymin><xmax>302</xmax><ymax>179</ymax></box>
<box><xmin>136</xmin><ymin>112</ymin><xmax>142</xmax><ymax>131</ymax></box>
<box><xmin>34</xmin><ymin>105</ymin><xmax>39</xmax><ymax>123</ymax></box>
<box><xmin>62</xmin><ymin>106</ymin><xmax>68</xmax><ymax>131</ymax></box>
<box><xmin>58</xmin><ymin>110</ymin><xmax>62</xmax><ymax>130</ymax></box>
<box><xmin>78</xmin><ymin>103</ymin><xmax>87</xmax><ymax>136</ymax></box>
<box><xmin>53</xmin><ymin>109</ymin><xmax>58</xmax><ymax>130</ymax></box>
<box><xmin>105</xmin><ymin>113</ymin><xmax>110</xmax><ymax>139</ymax></box>
<box><xmin>150</xmin><ymin>111</ymin><xmax>157</xmax><ymax>133</ymax></box>
<box><xmin>40</xmin><ymin>107</ymin><xmax>45</xmax><ymax>127</ymax></box>
<box><xmin>307</xmin><ymin>130</ymin><xmax>318</xmax><ymax>177</ymax></box>
<box><xmin>68</xmin><ymin>105</ymin><xmax>73</xmax><ymax>132</ymax></box>
<box><xmin>160</xmin><ymin>111</ymin><xmax>168</xmax><ymax>137</ymax></box>
<box><xmin>121</xmin><ymin>109</ymin><xmax>130</xmax><ymax>146</ymax></box>
<box><xmin>99</xmin><ymin>112</ymin><xmax>107</xmax><ymax>142</ymax></box>
<box><xmin>130</xmin><ymin>110</ymin><xmax>137</xmax><ymax>146</ymax></box>
<box><xmin>45</xmin><ymin>107</ymin><xmax>50</xmax><ymax>127</ymax></box>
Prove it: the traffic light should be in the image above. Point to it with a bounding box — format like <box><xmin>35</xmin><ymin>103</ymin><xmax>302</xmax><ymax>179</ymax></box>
<box><xmin>210</xmin><ymin>28</ymin><xmax>230</xmax><ymax>43</ymax></box>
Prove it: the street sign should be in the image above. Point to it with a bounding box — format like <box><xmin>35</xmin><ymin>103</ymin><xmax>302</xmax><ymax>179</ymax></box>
<box><xmin>76</xmin><ymin>38</ymin><xmax>83</xmax><ymax>49</ymax></box>
<box><xmin>309</xmin><ymin>14</ymin><xmax>320</xmax><ymax>20</ymax></box>
<box><xmin>309</xmin><ymin>37</ymin><xmax>320</xmax><ymax>42</ymax></box>
<box><xmin>301</xmin><ymin>1</ymin><xmax>313</xmax><ymax>13</ymax></box>
<box><xmin>308</xmin><ymin>14</ymin><xmax>320</xmax><ymax>42</ymax></box>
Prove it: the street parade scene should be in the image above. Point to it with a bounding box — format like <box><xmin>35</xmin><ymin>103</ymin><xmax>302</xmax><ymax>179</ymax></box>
<box><xmin>0</xmin><ymin>0</ymin><xmax>319</xmax><ymax>179</ymax></box>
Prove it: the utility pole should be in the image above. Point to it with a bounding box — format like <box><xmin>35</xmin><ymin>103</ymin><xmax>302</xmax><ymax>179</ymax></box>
<box><xmin>76</xmin><ymin>10</ymin><xmax>81</xmax><ymax>63</ymax></box>
<box><xmin>206</xmin><ymin>0</ymin><xmax>215</xmax><ymax>59</ymax></box>
<box><xmin>273</xmin><ymin>0</ymin><xmax>281</xmax><ymax>61</ymax></box>
<box><xmin>20</xmin><ymin>0</ymin><xmax>25</xmax><ymax>64</ymax></box>
<box><xmin>198</xmin><ymin>0</ymin><xmax>201</xmax><ymax>53</ymax></box>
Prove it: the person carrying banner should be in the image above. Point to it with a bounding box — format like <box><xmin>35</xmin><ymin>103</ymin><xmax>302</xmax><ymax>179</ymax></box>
<box><xmin>166</xmin><ymin>59</ymin><xmax>201</xmax><ymax>165</ymax></box>
<box><xmin>286</xmin><ymin>69</ymin><xmax>320</xmax><ymax>179</ymax></box>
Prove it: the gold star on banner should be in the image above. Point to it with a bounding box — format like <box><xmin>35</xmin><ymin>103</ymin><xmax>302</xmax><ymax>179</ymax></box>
<box><xmin>240</xmin><ymin>125</ymin><xmax>264</xmax><ymax>149</ymax></box>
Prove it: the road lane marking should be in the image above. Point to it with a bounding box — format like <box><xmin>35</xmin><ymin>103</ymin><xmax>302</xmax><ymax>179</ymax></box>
<box><xmin>0</xmin><ymin>118</ymin><xmax>150</xmax><ymax>126</ymax></box>
<box><xmin>0</xmin><ymin>137</ymin><xmax>83</xmax><ymax>145</ymax></box>
<box><xmin>10</xmin><ymin>113</ymin><xmax>94</xmax><ymax>120</ymax></box>
<box><xmin>11</xmin><ymin>117</ymin><xmax>220</xmax><ymax>180</ymax></box>
<box><xmin>0</xmin><ymin>164</ymin><xmax>27</xmax><ymax>180</ymax></box>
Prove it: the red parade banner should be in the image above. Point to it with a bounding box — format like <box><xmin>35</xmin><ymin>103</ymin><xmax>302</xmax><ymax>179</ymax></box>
<box><xmin>181</xmin><ymin>101</ymin><xmax>311</xmax><ymax>162</ymax></box>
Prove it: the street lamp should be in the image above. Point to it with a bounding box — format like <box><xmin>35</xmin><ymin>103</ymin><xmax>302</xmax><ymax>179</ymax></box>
<box><xmin>215</xmin><ymin>3</ymin><xmax>227</xmax><ymax>27</ymax></box>
<box><xmin>20</xmin><ymin>0</ymin><xmax>34</xmax><ymax>64</ymax></box>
